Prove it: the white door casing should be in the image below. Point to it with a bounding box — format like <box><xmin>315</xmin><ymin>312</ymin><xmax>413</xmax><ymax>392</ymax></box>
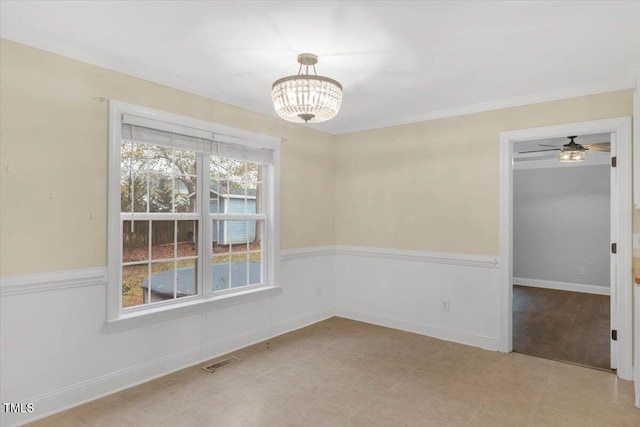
<box><xmin>499</xmin><ymin>117</ymin><xmax>633</xmax><ymax>380</ymax></box>
<box><xmin>631</xmin><ymin>67</ymin><xmax>640</xmax><ymax>408</ymax></box>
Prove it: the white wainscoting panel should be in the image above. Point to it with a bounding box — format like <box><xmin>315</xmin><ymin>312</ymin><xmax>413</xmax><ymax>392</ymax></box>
<box><xmin>0</xmin><ymin>248</ymin><xmax>334</xmax><ymax>427</ymax></box>
<box><xmin>1</xmin><ymin>245</ymin><xmax>505</xmax><ymax>426</ymax></box>
<box><xmin>334</xmin><ymin>246</ymin><xmax>501</xmax><ymax>351</ymax></box>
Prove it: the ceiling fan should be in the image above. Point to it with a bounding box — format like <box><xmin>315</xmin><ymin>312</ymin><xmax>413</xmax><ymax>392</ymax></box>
<box><xmin>517</xmin><ymin>135</ymin><xmax>610</xmax><ymax>154</ymax></box>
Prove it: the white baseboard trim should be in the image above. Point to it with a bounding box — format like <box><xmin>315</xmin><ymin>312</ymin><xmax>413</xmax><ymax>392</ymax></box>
<box><xmin>335</xmin><ymin>307</ymin><xmax>500</xmax><ymax>352</ymax></box>
<box><xmin>269</xmin><ymin>308</ymin><xmax>336</xmax><ymax>339</ymax></box>
<box><xmin>201</xmin><ymin>308</ymin><xmax>335</xmax><ymax>360</ymax></box>
<box><xmin>0</xmin><ymin>267</ymin><xmax>107</xmax><ymax>297</ymax></box>
<box><xmin>4</xmin><ymin>309</ymin><xmax>334</xmax><ymax>427</ymax></box>
<box><xmin>514</xmin><ymin>277</ymin><xmax>610</xmax><ymax>296</ymax></box>
<box><xmin>335</xmin><ymin>245</ymin><xmax>498</xmax><ymax>268</ymax></box>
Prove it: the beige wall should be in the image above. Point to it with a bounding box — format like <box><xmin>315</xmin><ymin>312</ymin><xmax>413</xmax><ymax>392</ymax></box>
<box><xmin>0</xmin><ymin>40</ymin><xmax>335</xmax><ymax>275</ymax></box>
<box><xmin>1</xmin><ymin>39</ymin><xmax>634</xmax><ymax>273</ymax></box>
<box><xmin>335</xmin><ymin>90</ymin><xmax>634</xmax><ymax>255</ymax></box>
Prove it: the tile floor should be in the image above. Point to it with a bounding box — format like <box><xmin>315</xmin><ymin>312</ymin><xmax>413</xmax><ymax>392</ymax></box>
<box><xmin>513</xmin><ymin>285</ymin><xmax>611</xmax><ymax>370</ymax></box>
<box><xmin>27</xmin><ymin>317</ymin><xmax>638</xmax><ymax>426</ymax></box>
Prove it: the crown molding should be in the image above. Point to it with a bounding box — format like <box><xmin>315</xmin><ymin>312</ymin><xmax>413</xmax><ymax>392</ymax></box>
<box><xmin>332</xmin><ymin>80</ymin><xmax>635</xmax><ymax>134</ymax></box>
<box><xmin>1</xmin><ymin>30</ymin><xmax>635</xmax><ymax>136</ymax></box>
<box><xmin>0</xmin><ymin>30</ymin><xmax>276</xmax><ymax>120</ymax></box>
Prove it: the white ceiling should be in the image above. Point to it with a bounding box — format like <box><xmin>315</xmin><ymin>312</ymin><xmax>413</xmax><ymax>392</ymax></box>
<box><xmin>2</xmin><ymin>1</ymin><xmax>639</xmax><ymax>134</ymax></box>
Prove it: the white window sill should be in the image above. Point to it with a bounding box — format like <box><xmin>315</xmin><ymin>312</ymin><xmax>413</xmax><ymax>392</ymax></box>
<box><xmin>106</xmin><ymin>285</ymin><xmax>282</xmax><ymax>332</ymax></box>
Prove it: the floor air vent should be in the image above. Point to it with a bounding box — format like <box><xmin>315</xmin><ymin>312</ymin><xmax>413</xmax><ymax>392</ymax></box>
<box><xmin>201</xmin><ymin>357</ymin><xmax>241</xmax><ymax>373</ymax></box>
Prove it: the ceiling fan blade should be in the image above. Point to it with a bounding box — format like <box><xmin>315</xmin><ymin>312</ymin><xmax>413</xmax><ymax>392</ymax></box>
<box><xmin>585</xmin><ymin>142</ymin><xmax>611</xmax><ymax>152</ymax></box>
<box><xmin>517</xmin><ymin>148</ymin><xmax>561</xmax><ymax>154</ymax></box>
<box><xmin>538</xmin><ymin>144</ymin><xmax>558</xmax><ymax>147</ymax></box>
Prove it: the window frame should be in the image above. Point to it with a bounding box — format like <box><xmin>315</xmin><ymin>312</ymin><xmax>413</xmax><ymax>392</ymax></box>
<box><xmin>107</xmin><ymin>101</ymin><xmax>280</xmax><ymax>325</ymax></box>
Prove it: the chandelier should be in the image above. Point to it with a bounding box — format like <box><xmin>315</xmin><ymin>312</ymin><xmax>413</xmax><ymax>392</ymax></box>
<box><xmin>558</xmin><ymin>136</ymin><xmax>587</xmax><ymax>162</ymax></box>
<box><xmin>272</xmin><ymin>53</ymin><xmax>343</xmax><ymax>123</ymax></box>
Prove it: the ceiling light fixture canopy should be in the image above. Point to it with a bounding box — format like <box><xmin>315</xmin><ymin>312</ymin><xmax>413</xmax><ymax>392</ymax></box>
<box><xmin>271</xmin><ymin>53</ymin><xmax>343</xmax><ymax>123</ymax></box>
<box><xmin>558</xmin><ymin>135</ymin><xmax>587</xmax><ymax>162</ymax></box>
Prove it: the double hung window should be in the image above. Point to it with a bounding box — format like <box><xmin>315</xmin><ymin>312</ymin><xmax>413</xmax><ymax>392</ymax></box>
<box><xmin>108</xmin><ymin>102</ymin><xmax>279</xmax><ymax>321</ymax></box>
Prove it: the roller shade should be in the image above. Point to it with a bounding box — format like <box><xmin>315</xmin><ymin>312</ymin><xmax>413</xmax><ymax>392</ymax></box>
<box><xmin>122</xmin><ymin>115</ymin><xmax>273</xmax><ymax>164</ymax></box>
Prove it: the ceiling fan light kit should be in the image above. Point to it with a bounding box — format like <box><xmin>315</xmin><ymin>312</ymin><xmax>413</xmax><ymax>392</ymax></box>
<box><xmin>271</xmin><ymin>53</ymin><xmax>343</xmax><ymax>123</ymax></box>
<box><xmin>558</xmin><ymin>149</ymin><xmax>586</xmax><ymax>162</ymax></box>
<box><xmin>557</xmin><ymin>135</ymin><xmax>587</xmax><ymax>162</ymax></box>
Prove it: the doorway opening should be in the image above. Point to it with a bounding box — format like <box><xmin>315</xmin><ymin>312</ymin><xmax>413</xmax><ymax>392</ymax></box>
<box><xmin>511</xmin><ymin>134</ymin><xmax>612</xmax><ymax>371</ymax></box>
<box><xmin>499</xmin><ymin>117</ymin><xmax>633</xmax><ymax>380</ymax></box>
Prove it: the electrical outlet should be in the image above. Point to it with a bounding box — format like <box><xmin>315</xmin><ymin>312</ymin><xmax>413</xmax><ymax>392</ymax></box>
<box><xmin>633</xmin><ymin>234</ymin><xmax>640</xmax><ymax>249</ymax></box>
<box><xmin>442</xmin><ymin>300</ymin><xmax>450</xmax><ymax>312</ymax></box>
<box><xmin>315</xmin><ymin>286</ymin><xmax>322</xmax><ymax>298</ymax></box>
<box><xmin>578</xmin><ymin>267</ymin><xmax>585</xmax><ymax>276</ymax></box>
